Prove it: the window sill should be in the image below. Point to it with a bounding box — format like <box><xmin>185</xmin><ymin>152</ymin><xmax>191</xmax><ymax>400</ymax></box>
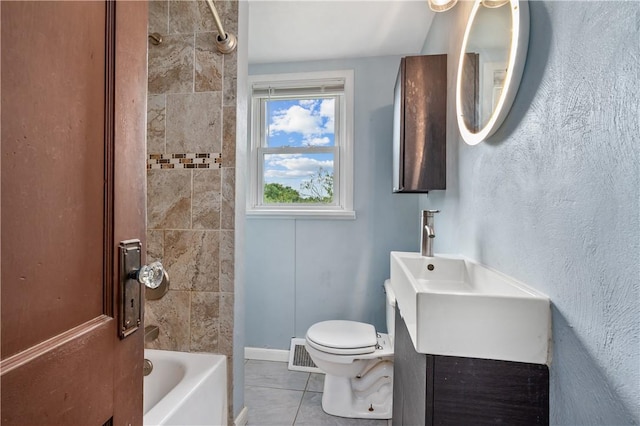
<box><xmin>246</xmin><ymin>208</ymin><xmax>356</xmax><ymax>220</ymax></box>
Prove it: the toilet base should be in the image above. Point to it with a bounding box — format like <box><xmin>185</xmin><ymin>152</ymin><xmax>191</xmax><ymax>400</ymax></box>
<box><xmin>321</xmin><ymin>364</ymin><xmax>393</xmax><ymax>419</ymax></box>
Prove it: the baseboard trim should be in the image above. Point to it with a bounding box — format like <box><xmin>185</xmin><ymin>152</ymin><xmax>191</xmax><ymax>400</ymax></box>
<box><xmin>234</xmin><ymin>406</ymin><xmax>248</xmax><ymax>426</ymax></box>
<box><xmin>244</xmin><ymin>347</ymin><xmax>289</xmax><ymax>362</ymax></box>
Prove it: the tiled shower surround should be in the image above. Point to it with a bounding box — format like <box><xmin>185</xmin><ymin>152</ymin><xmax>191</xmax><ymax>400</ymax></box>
<box><xmin>144</xmin><ymin>0</ymin><xmax>238</xmax><ymax>416</ymax></box>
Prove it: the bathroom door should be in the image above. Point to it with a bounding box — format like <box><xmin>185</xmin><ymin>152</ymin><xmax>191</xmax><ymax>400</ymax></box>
<box><xmin>0</xmin><ymin>1</ymin><xmax>148</xmax><ymax>424</ymax></box>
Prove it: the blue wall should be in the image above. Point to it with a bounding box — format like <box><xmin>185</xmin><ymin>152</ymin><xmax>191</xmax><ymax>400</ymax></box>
<box><xmin>421</xmin><ymin>1</ymin><xmax>639</xmax><ymax>423</ymax></box>
<box><xmin>244</xmin><ymin>2</ymin><xmax>639</xmax><ymax>423</ymax></box>
<box><xmin>246</xmin><ymin>56</ymin><xmax>420</xmax><ymax>349</ymax></box>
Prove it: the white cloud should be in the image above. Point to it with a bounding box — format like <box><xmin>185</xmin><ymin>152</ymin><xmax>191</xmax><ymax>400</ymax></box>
<box><xmin>265</xmin><ymin>155</ymin><xmax>333</xmax><ymax>179</ymax></box>
<box><xmin>320</xmin><ymin>99</ymin><xmax>334</xmax><ymax>133</ymax></box>
<box><xmin>305</xmin><ymin>137</ymin><xmax>331</xmax><ymax>146</ymax></box>
<box><xmin>269</xmin><ymin>100</ymin><xmax>334</xmax><ymax>138</ymax></box>
<box><xmin>319</xmin><ymin>99</ymin><xmax>334</xmax><ymax>117</ymax></box>
<box><xmin>264</xmin><ymin>153</ymin><xmax>302</xmax><ymax>161</ymax></box>
<box><xmin>267</xmin><ymin>156</ymin><xmax>332</xmax><ymax>171</ymax></box>
<box><xmin>264</xmin><ymin>169</ymin><xmax>314</xmax><ymax>179</ymax></box>
<box><xmin>270</xmin><ymin>105</ymin><xmax>321</xmax><ymax>136</ymax></box>
<box><xmin>299</xmin><ymin>99</ymin><xmax>318</xmax><ymax>108</ymax></box>
<box><xmin>282</xmin><ymin>157</ymin><xmax>332</xmax><ymax>170</ymax></box>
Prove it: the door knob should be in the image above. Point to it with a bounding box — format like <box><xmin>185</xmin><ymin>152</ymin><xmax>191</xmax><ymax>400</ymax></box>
<box><xmin>129</xmin><ymin>261</ymin><xmax>165</xmax><ymax>289</ymax></box>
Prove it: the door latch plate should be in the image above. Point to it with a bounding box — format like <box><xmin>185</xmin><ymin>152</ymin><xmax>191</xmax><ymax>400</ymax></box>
<box><xmin>118</xmin><ymin>239</ymin><xmax>143</xmax><ymax>339</ymax></box>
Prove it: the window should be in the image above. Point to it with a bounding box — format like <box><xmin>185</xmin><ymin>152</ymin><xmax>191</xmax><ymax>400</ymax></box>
<box><xmin>247</xmin><ymin>70</ymin><xmax>354</xmax><ymax>219</ymax></box>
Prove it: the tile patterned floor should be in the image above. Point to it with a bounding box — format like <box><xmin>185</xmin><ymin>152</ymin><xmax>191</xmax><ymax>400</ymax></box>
<box><xmin>245</xmin><ymin>360</ymin><xmax>389</xmax><ymax>426</ymax></box>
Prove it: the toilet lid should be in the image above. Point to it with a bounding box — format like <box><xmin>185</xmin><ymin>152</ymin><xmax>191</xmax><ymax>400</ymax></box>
<box><xmin>306</xmin><ymin>320</ymin><xmax>377</xmax><ymax>354</ymax></box>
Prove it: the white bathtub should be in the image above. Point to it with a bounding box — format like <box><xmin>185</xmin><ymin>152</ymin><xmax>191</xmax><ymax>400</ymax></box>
<box><xmin>143</xmin><ymin>349</ymin><xmax>227</xmax><ymax>426</ymax></box>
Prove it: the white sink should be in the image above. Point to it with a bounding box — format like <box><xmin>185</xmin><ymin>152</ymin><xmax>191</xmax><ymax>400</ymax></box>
<box><xmin>390</xmin><ymin>251</ymin><xmax>551</xmax><ymax>365</ymax></box>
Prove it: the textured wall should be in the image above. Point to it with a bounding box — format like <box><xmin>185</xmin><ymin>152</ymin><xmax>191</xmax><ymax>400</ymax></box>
<box><xmin>421</xmin><ymin>1</ymin><xmax>639</xmax><ymax>423</ymax></box>
<box><xmin>144</xmin><ymin>0</ymin><xmax>238</xmax><ymax>418</ymax></box>
<box><xmin>246</xmin><ymin>56</ymin><xmax>421</xmax><ymax>349</ymax></box>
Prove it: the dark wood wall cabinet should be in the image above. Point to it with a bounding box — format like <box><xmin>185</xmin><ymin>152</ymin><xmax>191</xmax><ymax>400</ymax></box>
<box><xmin>393</xmin><ymin>310</ymin><xmax>549</xmax><ymax>425</ymax></box>
<box><xmin>393</xmin><ymin>54</ymin><xmax>447</xmax><ymax>193</ymax></box>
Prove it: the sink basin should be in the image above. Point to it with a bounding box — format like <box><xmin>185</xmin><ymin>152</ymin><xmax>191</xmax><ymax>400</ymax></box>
<box><xmin>390</xmin><ymin>251</ymin><xmax>551</xmax><ymax>365</ymax></box>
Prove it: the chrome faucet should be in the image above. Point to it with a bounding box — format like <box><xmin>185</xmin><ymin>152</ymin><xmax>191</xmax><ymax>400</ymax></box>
<box><xmin>143</xmin><ymin>325</ymin><xmax>159</xmax><ymax>377</ymax></box>
<box><xmin>143</xmin><ymin>358</ymin><xmax>153</xmax><ymax>376</ymax></box>
<box><xmin>144</xmin><ymin>325</ymin><xmax>159</xmax><ymax>343</ymax></box>
<box><xmin>421</xmin><ymin>210</ymin><xmax>439</xmax><ymax>257</ymax></box>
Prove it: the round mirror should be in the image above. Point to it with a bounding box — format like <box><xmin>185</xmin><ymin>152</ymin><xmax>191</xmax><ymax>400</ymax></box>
<box><xmin>456</xmin><ymin>0</ymin><xmax>529</xmax><ymax>145</ymax></box>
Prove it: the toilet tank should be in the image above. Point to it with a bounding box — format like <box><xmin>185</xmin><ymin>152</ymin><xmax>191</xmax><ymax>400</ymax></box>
<box><xmin>383</xmin><ymin>279</ymin><xmax>396</xmax><ymax>343</ymax></box>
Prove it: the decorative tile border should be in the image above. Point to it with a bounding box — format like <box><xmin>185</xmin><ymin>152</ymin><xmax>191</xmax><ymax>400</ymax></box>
<box><xmin>148</xmin><ymin>153</ymin><xmax>222</xmax><ymax>169</ymax></box>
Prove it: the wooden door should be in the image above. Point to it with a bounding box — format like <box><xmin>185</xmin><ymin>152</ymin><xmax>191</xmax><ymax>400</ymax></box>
<box><xmin>0</xmin><ymin>1</ymin><xmax>148</xmax><ymax>424</ymax></box>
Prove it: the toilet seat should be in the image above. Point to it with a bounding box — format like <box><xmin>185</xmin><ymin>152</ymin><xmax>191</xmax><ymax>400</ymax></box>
<box><xmin>306</xmin><ymin>320</ymin><xmax>377</xmax><ymax>355</ymax></box>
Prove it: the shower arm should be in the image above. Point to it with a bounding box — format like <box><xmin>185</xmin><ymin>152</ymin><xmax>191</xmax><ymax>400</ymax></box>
<box><xmin>204</xmin><ymin>0</ymin><xmax>237</xmax><ymax>54</ymax></box>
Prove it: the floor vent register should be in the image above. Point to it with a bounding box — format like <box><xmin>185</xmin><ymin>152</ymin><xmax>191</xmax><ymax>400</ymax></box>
<box><xmin>288</xmin><ymin>338</ymin><xmax>322</xmax><ymax>373</ymax></box>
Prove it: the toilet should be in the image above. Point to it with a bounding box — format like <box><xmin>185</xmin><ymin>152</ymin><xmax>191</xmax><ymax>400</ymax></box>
<box><xmin>304</xmin><ymin>280</ymin><xmax>396</xmax><ymax>419</ymax></box>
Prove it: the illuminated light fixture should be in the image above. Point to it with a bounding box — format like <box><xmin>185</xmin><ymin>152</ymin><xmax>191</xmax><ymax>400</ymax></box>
<box><xmin>428</xmin><ymin>0</ymin><xmax>458</xmax><ymax>12</ymax></box>
<box><xmin>481</xmin><ymin>0</ymin><xmax>510</xmax><ymax>7</ymax></box>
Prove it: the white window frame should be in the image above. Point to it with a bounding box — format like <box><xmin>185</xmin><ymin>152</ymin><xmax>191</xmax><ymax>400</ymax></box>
<box><xmin>247</xmin><ymin>70</ymin><xmax>355</xmax><ymax>219</ymax></box>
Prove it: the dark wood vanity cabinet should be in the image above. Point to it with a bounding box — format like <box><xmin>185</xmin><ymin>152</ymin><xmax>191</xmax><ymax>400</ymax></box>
<box><xmin>393</xmin><ymin>310</ymin><xmax>549</xmax><ymax>425</ymax></box>
<box><xmin>393</xmin><ymin>54</ymin><xmax>447</xmax><ymax>193</ymax></box>
<box><xmin>393</xmin><ymin>308</ymin><xmax>429</xmax><ymax>425</ymax></box>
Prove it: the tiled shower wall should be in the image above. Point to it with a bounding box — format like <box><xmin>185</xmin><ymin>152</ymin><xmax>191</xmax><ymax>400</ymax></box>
<box><xmin>144</xmin><ymin>0</ymin><xmax>237</xmax><ymax>409</ymax></box>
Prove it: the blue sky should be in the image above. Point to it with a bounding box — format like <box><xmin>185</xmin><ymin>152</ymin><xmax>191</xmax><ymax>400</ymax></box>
<box><xmin>263</xmin><ymin>98</ymin><xmax>335</xmax><ymax>198</ymax></box>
